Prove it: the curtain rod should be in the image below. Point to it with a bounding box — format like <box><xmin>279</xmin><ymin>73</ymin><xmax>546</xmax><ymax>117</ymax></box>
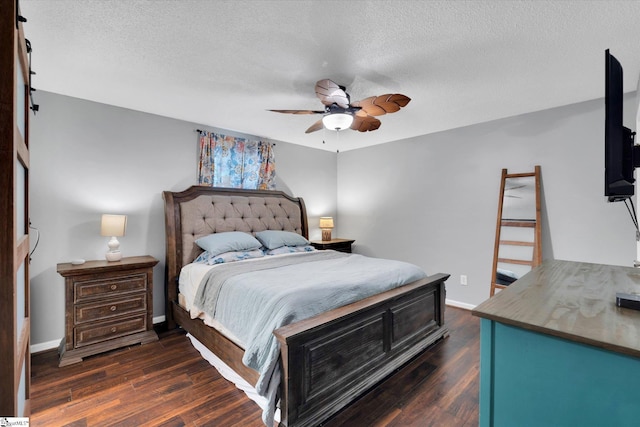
<box><xmin>195</xmin><ymin>129</ymin><xmax>275</xmax><ymax>145</ymax></box>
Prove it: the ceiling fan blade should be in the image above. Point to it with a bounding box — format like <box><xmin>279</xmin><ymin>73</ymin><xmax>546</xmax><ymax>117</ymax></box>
<box><xmin>269</xmin><ymin>109</ymin><xmax>325</xmax><ymax>115</ymax></box>
<box><xmin>351</xmin><ymin>94</ymin><xmax>411</xmax><ymax>116</ymax></box>
<box><xmin>305</xmin><ymin>119</ymin><xmax>325</xmax><ymax>133</ymax></box>
<box><xmin>386</xmin><ymin>93</ymin><xmax>411</xmax><ymax>108</ymax></box>
<box><xmin>352</xmin><ymin>97</ymin><xmax>386</xmax><ymax>116</ymax></box>
<box><xmin>351</xmin><ymin>114</ymin><xmax>381</xmax><ymax>132</ymax></box>
<box><xmin>315</xmin><ymin>79</ymin><xmax>350</xmax><ymax>109</ymax></box>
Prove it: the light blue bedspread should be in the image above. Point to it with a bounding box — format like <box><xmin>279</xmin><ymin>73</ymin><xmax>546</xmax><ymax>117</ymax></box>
<box><xmin>192</xmin><ymin>251</ymin><xmax>427</xmax><ymax>426</ymax></box>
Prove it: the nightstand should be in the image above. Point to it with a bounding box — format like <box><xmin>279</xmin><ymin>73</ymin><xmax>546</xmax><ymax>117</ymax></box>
<box><xmin>57</xmin><ymin>255</ymin><xmax>159</xmax><ymax>366</ymax></box>
<box><xmin>310</xmin><ymin>238</ymin><xmax>355</xmax><ymax>253</ymax></box>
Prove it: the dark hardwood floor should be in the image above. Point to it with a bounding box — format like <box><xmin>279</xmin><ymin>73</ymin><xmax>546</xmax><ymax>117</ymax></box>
<box><xmin>30</xmin><ymin>306</ymin><xmax>479</xmax><ymax>427</ymax></box>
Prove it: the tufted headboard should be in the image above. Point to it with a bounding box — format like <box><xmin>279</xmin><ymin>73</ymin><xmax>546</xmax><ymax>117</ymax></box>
<box><xmin>162</xmin><ymin>186</ymin><xmax>308</xmax><ymax>327</ymax></box>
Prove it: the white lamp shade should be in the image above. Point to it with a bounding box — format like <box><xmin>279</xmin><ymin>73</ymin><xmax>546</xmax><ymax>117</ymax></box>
<box><xmin>319</xmin><ymin>217</ymin><xmax>334</xmax><ymax>229</ymax></box>
<box><xmin>322</xmin><ymin>113</ymin><xmax>353</xmax><ymax>131</ymax></box>
<box><xmin>101</xmin><ymin>214</ymin><xmax>127</xmax><ymax>237</ymax></box>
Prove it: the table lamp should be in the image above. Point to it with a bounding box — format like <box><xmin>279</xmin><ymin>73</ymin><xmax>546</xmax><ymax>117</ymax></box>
<box><xmin>319</xmin><ymin>217</ymin><xmax>334</xmax><ymax>241</ymax></box>
<box><xmin>101</xmin><ymin>214</ymin><xmax>127</xmax><ymax>261</ymax></box>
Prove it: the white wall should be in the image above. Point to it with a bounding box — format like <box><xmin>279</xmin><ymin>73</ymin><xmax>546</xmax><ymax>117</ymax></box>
<box><xmin>337</xmin><ymin>94</ymin><xmax>639</xmax><ymax>308</ymax></box>
<box><xmin>29</xmin><ymin>91</ymin><xmax>337</xmax><ymax>349</ymax></box>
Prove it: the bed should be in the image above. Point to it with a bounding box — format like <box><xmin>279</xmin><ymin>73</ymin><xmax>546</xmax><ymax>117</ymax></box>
<box><xmin>163</xmin><ymin>185</ymin><xmax>449</xmax><ymax>427</ymax></box>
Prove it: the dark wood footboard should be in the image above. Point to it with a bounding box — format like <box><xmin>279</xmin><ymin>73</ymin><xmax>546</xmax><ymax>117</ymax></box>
<box><xmin>274</xmin><ymin>273</ymin><xmax>449</xmax><ymax>427</ymax></box>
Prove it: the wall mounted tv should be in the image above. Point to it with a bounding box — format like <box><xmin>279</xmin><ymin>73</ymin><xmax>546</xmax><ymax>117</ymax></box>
<box><xmin>604</xmin><ymin>49</ymin><xmax>638</xmax><ymax>202</ymax></box>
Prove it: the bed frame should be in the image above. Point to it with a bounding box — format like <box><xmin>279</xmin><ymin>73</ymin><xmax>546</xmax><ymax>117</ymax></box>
<box><xmin>163</xmin><ymin>185</ymin><xmax>449</xmax><ymax>427</ymax></box>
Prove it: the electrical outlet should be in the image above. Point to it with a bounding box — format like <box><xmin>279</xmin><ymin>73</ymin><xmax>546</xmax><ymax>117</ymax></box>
<box><xmin>460</xmin><ymin>275</ymin><xmax>468</xmax><ymax>286</ymax></box>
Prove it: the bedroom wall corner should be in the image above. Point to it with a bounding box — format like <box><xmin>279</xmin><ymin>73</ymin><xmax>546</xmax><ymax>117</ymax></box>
<box><xmin>272</xmin><ymin>141</ymin><xmax>338</xmax><ymax>241</ymax></box>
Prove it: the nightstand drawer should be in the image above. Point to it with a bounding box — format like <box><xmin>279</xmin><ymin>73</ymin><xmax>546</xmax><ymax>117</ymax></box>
<box><xmin>75</xmin><ymin>314</ymin><xmax>147</xmax><ymax>347</ymax></box>
<box><xmin>324</xmin><ymin>241</ymin><xmax>352</xmax><ymax>252</ymax></box>
<box><xmin>75</xmin><ymin>273</ymin><xmax>147</xmax><ymax>302</ymax></box>
<box><xmin>75</xmin><ymin>294</ymin><xmax>147</xmax><ymax>324</ymax></box>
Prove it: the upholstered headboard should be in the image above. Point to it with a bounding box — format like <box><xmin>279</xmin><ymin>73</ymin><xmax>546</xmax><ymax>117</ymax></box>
<box><xmin>178</xmin><ymin>194</ymin><xmax>306</xmax><ymax>265</ymax></box>
<box><xmin>162</xmin><ymin>185</ymin><xmax>308</xmax><ymax>327</ymax></box>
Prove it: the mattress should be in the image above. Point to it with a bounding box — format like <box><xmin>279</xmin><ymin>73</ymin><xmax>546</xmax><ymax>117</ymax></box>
<box><xmin>179</xmin><ymin>257</ymin><xmax>277</xmax><ymax>348</ymax></box>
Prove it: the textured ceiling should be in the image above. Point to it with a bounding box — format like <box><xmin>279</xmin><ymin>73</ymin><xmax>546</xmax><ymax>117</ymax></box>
<box><xmin>19</xmin><ymin>0</ymin><xmax>640</xmax><ymax>152</ymax></box>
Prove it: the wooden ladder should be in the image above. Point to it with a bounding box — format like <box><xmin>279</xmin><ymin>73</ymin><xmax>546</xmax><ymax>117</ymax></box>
<box><xmin>490</xmin><ymin>166</ymin><xmax>542</xmax><ymax>296</ymax></box>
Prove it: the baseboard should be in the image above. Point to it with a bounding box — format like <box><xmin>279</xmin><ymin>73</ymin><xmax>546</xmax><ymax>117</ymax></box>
<box><xmin>445</xmin><ymin>299</ymin><xmax>476</xmax><ymax>310</ymax></box>
<box><xmin>32</xmin><ymin>339</ymin><xmax>61</xmax><ymax>354</ymax></box>
<box><xmin>31</xmin><ymin>315</ymin><xmax>168</xmax><ymax>353</ymax></box>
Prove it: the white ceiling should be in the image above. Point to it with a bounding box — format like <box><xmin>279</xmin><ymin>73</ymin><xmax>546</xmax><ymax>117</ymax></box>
<box><xmin>19</xmin><ymin>0</ymin><xmax>640</xmax><ymax>152</ymax></box>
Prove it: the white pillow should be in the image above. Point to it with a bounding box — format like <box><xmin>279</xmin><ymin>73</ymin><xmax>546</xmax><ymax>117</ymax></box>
<box><xmin>195</xmin><ymin>231</ymin><xmax>262</xmax><ymax>256</ymax></box>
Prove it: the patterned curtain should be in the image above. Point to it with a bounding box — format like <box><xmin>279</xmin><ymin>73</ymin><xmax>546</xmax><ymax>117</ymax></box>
<box><xmin>197</xmin><ymin>131</ymin><xmax>276</xmax><ymax>189</ymax></box>
<box><xmin>257</xmin><ymin>141</ymin><xmax>276</xmax><ymax>190</ymax></box>
<box><xmin>197</xmin><ymin>131</ymin><xmax>214</xmax><ymax>185</ymax></box>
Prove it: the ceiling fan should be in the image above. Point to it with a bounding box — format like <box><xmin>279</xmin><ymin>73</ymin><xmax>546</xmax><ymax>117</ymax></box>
<box><xmin>269</xmin><ymin>79</ymin><xmax>411</xmax><ymax>133</ymax></box>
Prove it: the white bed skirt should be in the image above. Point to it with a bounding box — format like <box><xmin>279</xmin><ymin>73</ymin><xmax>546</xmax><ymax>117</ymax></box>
<box><xmin>186</xmin><ymin>333</ymin><xmax>281</xmax><ymax>423</ymax></box>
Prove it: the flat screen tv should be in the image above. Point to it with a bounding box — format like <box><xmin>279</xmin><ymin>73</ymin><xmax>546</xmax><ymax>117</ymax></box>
<box><xmin>604</xmin><ymin>49</ymin><xmax>637</xmax><ymax>202</ymax></box>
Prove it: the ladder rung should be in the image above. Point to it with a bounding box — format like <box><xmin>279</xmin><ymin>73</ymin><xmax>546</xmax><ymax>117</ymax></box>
<box><xmin>505</xmin><ymin>172</ymin><xmax>536</xmax><ymax>179</ymax></box>
<box><xmin>498</xmin><ymin>257</ymin><xmax>534</xmax><ymax>266</ymax></box>
<box><xmin>499</xmin><ymin>240</ymin><xmax>534</xmax><ymax>246</ymax></box>
<box><xmin>501</xmin><ymin>220</ymin><xmax>536</xmax><ymax>227</ymax></box>
<box><xmin>492</xmin><ymin>283</ymin><xmax>508</xmax><ymax>289</ymax></box>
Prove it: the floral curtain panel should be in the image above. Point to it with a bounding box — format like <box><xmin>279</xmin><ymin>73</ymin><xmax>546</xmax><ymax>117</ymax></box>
<box><xmin>197</xmin><ymin>131</ymin><xmax>276</xmax><ymax>190</ymax></box>
<box><xmin>197</xmin><ymin>131</ymin><xmax>214</xmax><ymax>185</ymax></box>
<box><xmin>257</xmin><ymin>140</ymin><xmax>276</xmax><ymax>190</ymax></box>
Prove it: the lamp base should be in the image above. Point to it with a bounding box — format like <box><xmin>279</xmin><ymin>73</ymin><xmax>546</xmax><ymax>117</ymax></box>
<box><xmin>105</xmin><ymin>251</ymin><xmax>122</xmax><ymax>262</ymax></box>
<box><xmin>321</xmin><ymin>229</ymin><xmax>332</xmax><ymax>241</ymax></box>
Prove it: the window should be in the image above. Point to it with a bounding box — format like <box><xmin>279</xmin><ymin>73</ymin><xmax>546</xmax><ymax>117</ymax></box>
<box><xmin>198</xmin><ymin>131</ymin><xmax>275</xmax><ymax>190</ymax></box>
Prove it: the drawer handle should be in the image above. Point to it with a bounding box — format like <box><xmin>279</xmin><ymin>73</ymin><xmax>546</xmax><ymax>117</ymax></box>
<box><xmin>110</xmin><ymin>305</ymin><xmax>117</xmax><ymax>311</ymax></box>
<box><xmin>111</xmin><ymin>327</ymin><xmax>117</xmax><ymax>333</ymax></box>
<box><xmin>110</xmin><ymin>284</ymin><xmax>117</xmax><ymax>290</ymax></box>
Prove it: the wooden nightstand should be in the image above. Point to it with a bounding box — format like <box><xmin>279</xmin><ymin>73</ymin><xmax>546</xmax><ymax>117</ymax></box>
<box><xmin>310</xmin><ymin>238</ymin><xmax>355</xmax><ymax>253</ymax></box>
<box><xmin>57</xmin><ymin>255</ymin><xmax>159</xmax><ymax>367</ymax></box>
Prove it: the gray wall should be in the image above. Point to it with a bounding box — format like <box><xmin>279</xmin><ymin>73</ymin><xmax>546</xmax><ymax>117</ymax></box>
<box><xmin>29</xmin><ymin>89</ymin><xmax>638</xmax><ymax>348</ymax></box>
<box><xmin>337</xmin><ymin>94</ymin><xmax>638</xmax><ymax>307</ymax></box>
<box><xmin>29</xmin><ymin>91</ymin><xmax>337</xmax><ymax>349</ymax></box>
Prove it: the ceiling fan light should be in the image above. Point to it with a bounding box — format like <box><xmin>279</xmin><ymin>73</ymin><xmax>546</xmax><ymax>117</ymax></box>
<box><xmin>322</xmin><ymin>113</ymin><xmax>353</xmax><ymax>131</ymax></box>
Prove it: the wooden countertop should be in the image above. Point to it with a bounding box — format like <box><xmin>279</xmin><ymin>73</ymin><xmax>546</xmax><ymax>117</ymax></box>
<box><xmin>473</xmin><ymin>259</ymin><xmax>640</xmax><ymax>358</ymax></box>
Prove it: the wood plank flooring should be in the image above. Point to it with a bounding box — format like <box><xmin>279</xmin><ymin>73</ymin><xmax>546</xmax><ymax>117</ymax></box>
<box><xmin>30</xmin><ymin>306</ymin><xmax>479</xmax><ymax>426</ymax></box>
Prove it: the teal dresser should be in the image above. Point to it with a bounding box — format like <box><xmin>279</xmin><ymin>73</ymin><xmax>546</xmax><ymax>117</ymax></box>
<box><xmin>473</xmin><ymin>260</ymin><xmax>640</xmax><ymax>427</ymax></box>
